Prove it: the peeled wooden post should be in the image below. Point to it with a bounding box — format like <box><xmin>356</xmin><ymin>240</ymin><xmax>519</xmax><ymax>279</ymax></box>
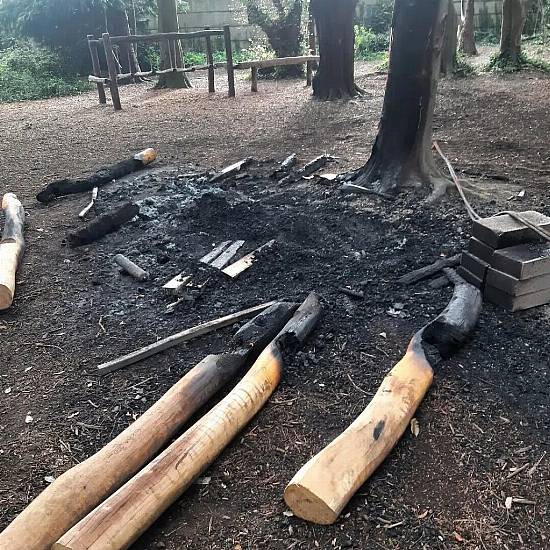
<box><xmin>0</xmin><ymin>302</ymin><xmax>297</xmax><ymax>550</ymax></box>
<box><xmin>114</xmin><ymin>254</ymin><xmax>149</xmax><ymax>281</ymax></box>
<box><xmin>251</xmin><ymin>66</ymin><xmax>258</xmax><ymax>92</ymax></box>
<box><xmin>284</xmin><ymin>279</ymin><xmax>481</xmax><ymax>525</ymax></box>
<box><xmin>224</xmin><ymin>25</ymin><xmax>236</xmax><ymax>97</ymax></box>
<box><xmin>205</xmin><ymin>28</ymin><xmax>215</xmax><ymax>93</ymax></box>
<box><xmin>0</xmin><ymin>193</ymin><xmax>25</xmax><ymax>310</ymax></box>
<box><xmin>54</xmin><ymin>294</ymin><xmax>320</xmax><ymax>550</ymax></box>
<box><xmin>306</xmin><ymin>16</ymin><xmax>316</xmax><ymax>87</ymax></box>
<box><xmin>102</xmin><ymin>32</ymin><xmax>122</xmax><ymax>111</ymax></box>
<box><xmin>87</xmin><ymin>35</ymin><xmax>106</xmax><ymax>104</ymax></box>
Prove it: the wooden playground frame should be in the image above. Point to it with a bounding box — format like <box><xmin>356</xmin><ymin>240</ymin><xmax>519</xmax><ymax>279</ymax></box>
<box><xmin>87</xmin><ymin>25</ymin><xmax>319</xmax><ymax>111</ymax></box>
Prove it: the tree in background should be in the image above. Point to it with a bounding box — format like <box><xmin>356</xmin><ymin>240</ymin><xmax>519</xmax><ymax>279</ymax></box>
<box><xmin>156</xmin><ymin>0</ymin><xmax>191</xmax><ymax>88</ymax></box>
<box><xmin>310</xmin><ymin>0</ymin><xmax>359</xmax><ymax>100</ymax></box>
<box><xmin>440</xmin><ymin>0</ymin><xmax>458</xmax><ymax>76</ymax></box>
<box><xmin>497</xmin><ymin>0</ymin><xmax>528</xmax><ymax>66</ymax></box>
<box><xmin>245</xmin><ymin>0</ymin><xmax>304</xmax><ymax>76</ymax></box>
<box><xmin>458</xmin><ymin>0</ymin><xmax>478</xmax><ymax>55</ymax></box>
<box><xmin>347</xmin><ymin>0</ymin><xmax>451</xmax><ymax>200</ymax></box>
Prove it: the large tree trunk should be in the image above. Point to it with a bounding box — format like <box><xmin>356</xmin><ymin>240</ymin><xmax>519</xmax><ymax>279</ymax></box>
<box><xmin>347</xmin><ymin>0</ymin><xmax>450</xmax><ymax>199</ymax></box>
<box><xmin>246</xmin><ymin>0</ymin><xmax>303</xmax><ymax>77</ymax></box>
<box><xmin>441</xmin><ymin>0</ymin><xmax>458</xmax><ymax>76</ymax></box>
<box><xmin>458</xmin><ymin>0</ymin><xmax>478</xmax><ymax>55</ymax></box>
<box><xmin>106</xmin><ymin>7</ymin><xmax>142</xmax><ymax>81</ymax></box>
<box><xmin>311</xmin><ymin>0</ymin><xmax>359</xmax><ymax>100</ymax></box>
<box><xmin>498</xmin><ymin>0</ymin><xmax>527</xmax><ymax>65</ymax></box>
<box><xmin>156</xmin><ymin>0</ymin><xmax>191</xmax><ymax>89</ymax></box>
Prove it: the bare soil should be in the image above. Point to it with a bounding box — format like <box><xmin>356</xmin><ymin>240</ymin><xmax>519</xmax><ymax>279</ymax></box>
<box><xmin>0</xmin><ymin>62</ymin><xmax>549</xmax><ymax>550</ymax></box>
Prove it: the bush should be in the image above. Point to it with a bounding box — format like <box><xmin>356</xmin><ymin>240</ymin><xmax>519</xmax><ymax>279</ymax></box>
<box><xmin>354</xmin><ymin>25</ymin><xmax>389</xmax><ymax>60</ymax></box>
<box><xmin>486</xmin><ymin>51</ymin><xmax>550</xmax><ymax>73</ymax></box>
<box><xmin>364</xmin><ymin>0</ymin><xmax>393</xmax><ymax>34</ymax></box>
<box><xmin>0</xmin><ymin>41</ymin><xmax>90</xmax><ymax>102</ymax></box>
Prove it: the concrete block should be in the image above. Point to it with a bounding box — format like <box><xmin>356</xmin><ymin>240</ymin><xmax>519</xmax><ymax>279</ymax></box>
<box><xmin>472</xmin><ymin>211</ymin><xmax>550</xmax><ymax>249</ymax></box>
<box><xmin>467</xmin><ymin>237</ymin><xmax>495</xmax><ymax>264</ymax></box>
<box><xmin>457</xmin><ymin>266</ymin><xmax>484</xmax><ymax>289</ymax></box>
<box><xmin>461</xmin><ymin>251</ymin><xmax>490</xmax><ymax>281</ymax></box>
<box><xmin>491</xmin><ymin>242</ymin><xmax>550</xmax><ymax>280</ymax></box>
<box><xmin>486</xmin><ymin>267</ymin><xmax>550</xmax><ymax>296</ymax></box>
<box><xmin>485</xmin><ymin>285</ymin><xmax>550</xmax><ymax>312</ymax></box>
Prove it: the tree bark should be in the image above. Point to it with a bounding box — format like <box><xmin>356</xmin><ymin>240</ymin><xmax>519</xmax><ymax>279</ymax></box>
<box><xmin>246</xmin><ymin>0</ymin><xmax>303</xmax><ymax>77</ymax></box>
<box><xmin>106</xmin><ymin>7</ymin><xmax>142</xmax><ymax>81</ymax></box>
<box><xmin>458</xmin><ymin>0</ymin><xmax>478</xmax><ymax>55</ymax></box>
<box><xmin>311</xmin><ymin>0</ymin><xmax>359</xmax><ymax>100</ymax></box>
<box><xmin>441</xmin><ymin>0</ymin><xmax>458</xmax><ymax>76</ymax></box>
<box><xmin>348</xmin><ymin>0</ymin><xmax>450</xmax><ymax>199</ymax></box>
<box><xmin>498</xmin><ymin>0</ymin><xmax>527</xmax><ymax>66</ymax></box>
<box><xmin>156</xmin><ymin>0</ymin><xmax>191</xmax><ymax>89</ymax></box>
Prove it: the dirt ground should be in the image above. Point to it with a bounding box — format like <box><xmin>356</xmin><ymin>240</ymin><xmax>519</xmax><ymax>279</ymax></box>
<box><xmin>0</xmin><ymin>60</ymin><xmax>549</xmax><ymax>550</ymax></box>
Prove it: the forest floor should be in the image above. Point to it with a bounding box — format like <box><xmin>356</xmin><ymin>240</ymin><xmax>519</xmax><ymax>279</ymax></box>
<box><xmin>0</xmin><ymin>59</ymin><xmax>549</xmax><ymax>550</ymax></box>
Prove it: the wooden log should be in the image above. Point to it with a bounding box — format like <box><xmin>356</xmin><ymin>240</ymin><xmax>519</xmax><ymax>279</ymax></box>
<box><xmin>78</xmin><ymin>187</ymin><xmax>98</xmax><ymax>219</ymax></box>
<box><xmin>66</xmin><ymin>202</ymin><xmax>139</xmax><ymax>248</ymax></box>
<box><xmin>0</xmin><ymin>193</ymin><xmax>25</xmax><ymax>311</ymax></box>
<box><xmin>397</xmin><ymin>254</ymin><xmax>461</xmax><ymax>285</ymax></box>
<box><xmin>102</xmin><ymin>33</ymin><xmax>122</xmax><ymax>111</ymax></box>
<box><xmin>251</xmin><ymin>66</ymin><xmax>258</xmax><ymax>92</ymax></box>
<box><xmin>235</xmin><ymin>55</ymin><xmax>320</xmax><ymax>70</ymax></box>
<box><xmin>224</xmin><ymin>25</ymin><xmax>236</xmax><ymax>97</ymax></box>
<box><xmin>87</xmin><ymin>35</ymin><xmax>106</xmax><ymax>104</ymax></box>
<box><xmin>0</xmin><ymin>303</ymin><xmax>295</xmax><ymax>550</ymax></box>
<box><xmin>284</xmin><ymin>282</ymin><xmax>481</xmax><ymax>525</ymax></box>
<box><xmin>209</xmin><ymin>240</ymin><xmax>245</xmax><ymax>269</ymax></box>
<box><xmin>54</xmin><ymin>294</ymin><xmax>320</xmax><ymax>550</ymax></box>
<box><xmin>97</xmin><ymin>301</ymin><xmax>276</xmax><ymax>374</ymax></box>
<box><xmin>114</xmin><ymin>254</ymin><xmax>149</xmax><ymax>281</ymax></box>
<box><xmin>199</xmin><ymin>241</ymin><xmax>232</xmax><ymax>264</ymax></box>
<box><xmin>88</xmin><ymin>75</ymin><xmax>110</xmax><ymax>84</ymax></box>
<box><xmin>222</xmin><ymin>240</ymin><xmax>276</xmax><ymax>278</ymax></box>
<box><xmin>209</xmin><ymin>157</ymin><xmax>253</xmax><ymax>183</ymax></box>
<box><xmin>205</xmin><ymin>28</ymin><xmax>215</xmax><ymax>93</ymax></box>
<box><xmin>36</xmin><ymin>149</ymin><xmax>157</xmax><ymax>204</ymax></box>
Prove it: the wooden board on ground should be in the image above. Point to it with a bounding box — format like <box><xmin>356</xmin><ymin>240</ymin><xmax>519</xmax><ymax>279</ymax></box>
<box><xmin>209</xmin><ymin>240</ymin><xmax>245</xmax><ymax>269</ymax></box>
<box><xmin>222</xmin><ymin>240</ymin><xmax>276</xmax><ymax>279</ymax></box>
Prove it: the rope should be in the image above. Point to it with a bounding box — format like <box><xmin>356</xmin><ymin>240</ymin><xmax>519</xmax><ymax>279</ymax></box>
<box><xmin>433</xmin><ymin>140</ymin><xmax>550</xmax><ymax>243</ymax></box>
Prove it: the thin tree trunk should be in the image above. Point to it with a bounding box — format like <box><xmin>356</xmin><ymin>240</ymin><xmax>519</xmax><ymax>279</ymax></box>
<box><xmin>106</xmin><ymin>7</ymin><xmax>142</xmax><ymax>82</ymax></box>
<box><xmin>441</xmin><ymin>0</ymin><xmax>458</xmax><ymax>75</ymax></box>
<box><xmin>498</xmin><ymin>0</ymin><xmax>527</xmax><ymax>65</ymax></box>
<box><xmin>156</xmin><ymin>0</ymin><xmax>191</xmax><ymax>89</ymax></box>
<box><xmin>311</xmin><ymin>0</ymin><xmax>359</xmax><ymax>100</ymax></box>
<box><xmin>458</xmin><ymin>0</ymin><xmax>478</xmax><ymax>54</ymax></box>
<box><xmin>349</xmin><ymin>0</ymin><xmax>450</xmax><ymax>199</ymax></box>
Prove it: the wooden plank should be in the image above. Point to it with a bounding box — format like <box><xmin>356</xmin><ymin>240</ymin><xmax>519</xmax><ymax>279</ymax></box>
<box><xmin>235</xmin><ymin>55</ymin><xmax>320</xmax><ymax>70</ymax></box>
<box><xmin>162</xmin><ymin>273</ymin><xmax>192</xmax><ymax>294</ymax></box>
<box><xmin>108</xmin><ymin>30</ymin><xmax>224</xmax><ymax>45</ymax></box>
<box><xmin>102</xmin><ymin>33</ymin><xmax>122</xmax><ymax>111</ymax></box>
<box><xmin>199</xmin><ymin>241</ymin><xmax>232</xmax><ymax>264</ymax></box>
<box><xmin>222</xmin><ymin>240</ymin><xmax>275</xmax><ymax>279</ymax></box>
<box><xmin>87</xmin><ymin>34</ymin><xmax>106</xmax><ymax>104</ymax></box>
<box><xmin>54</xmin><ymin>295</ymin><xmax>321</xmax><ymax>550</ymax></box>
<box><xmin>397</xmin><ymin>254</ymin><xmax>461</xmax><ymax>284</ymax></box>
<box><xmin>210</xmin><ymin>240</ymin><xmax>245</xmax><ymax>269</ymax></box>
<box><xmin>97</xmin><ymin>301</ymin><xmax>277</xmax><ymax>374</ymax></box>
<box><xmin>224</xmin><ymin>25</ymin><xmax>236</xmax><ymax>97</ymax></box>
<box><xmin>486</xmin><ymin>267</ymin><xmax>550</xmax><ymax>296</ymax></box>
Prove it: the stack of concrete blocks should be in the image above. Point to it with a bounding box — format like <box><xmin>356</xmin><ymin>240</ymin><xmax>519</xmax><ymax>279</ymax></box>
<box><xmin>458</xmin><ymin>211</ymin><xmax>550</xmax><ymax>311</ymax></box>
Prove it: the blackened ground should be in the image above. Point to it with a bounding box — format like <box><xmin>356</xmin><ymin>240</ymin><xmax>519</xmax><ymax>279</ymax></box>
<box><xmin>0</xmin><ymin>62</ymin><xmax>549</xmax><ymax>549</ymax></box>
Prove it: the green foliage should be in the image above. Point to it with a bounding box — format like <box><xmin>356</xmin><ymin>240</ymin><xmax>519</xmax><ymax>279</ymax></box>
<box><xmin>365</xmin><ymin>0</ymin><xmax>393</xmax><ymax>34</ymax></box>
<box><xmin>354</xmin><ymin>25</ymin><xmax>389</xmax><ymax>60</ymax></box>
<box><xmin>454</xmin><ymin>53</ymin><xmax>476</xmax><ymax>77</ymax></box>
<box><xmin>476</xmin><ymin>29</ymin><xmax>500</xmax><ymax>45</ymax></box>
<box><xmin>0</xmin><ymin>41</ymin><xmax>90</xmax><ymax>102</ymax></box>
<box><xmin>486</xmin><ymin>51</ymin><xmax>550</xmax><ymax>73</ymax></box>
<box><xmin>374</xmin><ymin>52</ymin><xmax>389</xmax><ymax>73</ymax></box>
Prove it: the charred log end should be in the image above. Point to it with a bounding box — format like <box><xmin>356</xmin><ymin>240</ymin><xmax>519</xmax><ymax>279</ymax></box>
<box><xmin>36</xmin><ymin>179</ymin><xmax>68</xmax><ymax>204</ymax></box>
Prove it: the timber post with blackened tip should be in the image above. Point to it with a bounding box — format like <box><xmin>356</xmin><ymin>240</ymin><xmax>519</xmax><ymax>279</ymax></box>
<box><xmin>224</xmin><ymin>25</ymin><xmax>236</xmax><ymax>97</ymax></box>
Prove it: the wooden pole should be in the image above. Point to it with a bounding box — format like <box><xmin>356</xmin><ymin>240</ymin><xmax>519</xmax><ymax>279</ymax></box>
<box><xmin>306</xmin><ymin>16</ymin><xmax>316</xmax><ymax>87</ymax></box>
<box><xmin>284</xmin><ymin>280</ymin><xmax>482</xmax><ymax>525</ymax></box>
<box><xmin>251</xmin><ymin>66</ymin><xmax>258</xmax><ymax>92</ymax></box>
<box><xmin>113</xmin><ymin>254</ymin><xmax>149</xmax><ymax>281</ymax></box>
<box><xmin>0</xmin><ymin>193</ymin><xmax>25</xmax><ymax>310</ymax></box>
<box><xmin>54</xmin><ymin>294</ymin><xmax>320</xmax><ymax>550</ymax></box>
<box><xmin>0</xmin><ymin>302</ymin><xmax>297</xmax><ymax>550</ymax></box>
<box><xmin>205</xmin><ymin>28</ymin><xmax>215</xmax><ymax>93</ymax></box>
<box><xmin>87</xmin><ymin>35</ymin><xmax>106</xmax><ymax>104</ymax></box>
<box><xmin>224</xmin><ymin>25</ymin><xmax>236</xmax><ymax>97</ymax></box>
<box><xmin>102</xmin><ymin>33</ymin><xmax>122</xmax><ymax>111</ymax></box>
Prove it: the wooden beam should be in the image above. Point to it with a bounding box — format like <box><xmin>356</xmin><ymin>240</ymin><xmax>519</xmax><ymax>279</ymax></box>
<box><xmin>224</xmin><ymin>25</ymin><xmax>236</xmax><ymax>97</ymax></box>
<box><xmin>222</xmin><ymin>240</ymin><xmax>275</xmax><ymax>278</ymax></box>
<box><xmin>88</xmin><ymin>75</ymin><xmax>109</xmax><ymax>84</ymax></box>
<box><xmin>235</xmin><ymin>55</ymin><xmax>319</xmax><ymax>70</ymax></box>
<box><xmin>162</xmin><ymin>273</ymin><xmax>192</xmax><ymax>294</ymax></box>
<box><xmin>251</xmin><ymin>66</ymin><xmax>258</xmax><ymax>92</ymax></box>
<box><xmin>97</xmin><ymin>301</ymin><xmax>277</xmax><ymax>374</ymax></box>
<box><xmin>397</xmin><ymin>254</ymin><xmax>461</xmax><ymax>285</ymax></box>
<box><xmin>0</xmin><ymin>303</ymin><xmax>296</xmax><ymax>550</ymax></box>
<box><xmin>87</xmin><ymin>34</ymin><xmax>106</xmax><ymax>104</ymax></box>
<box><xmin>209</xmin><ymin>240</ymin><xmax>245</xmax><ymax>269</ymax></box>
<box><xmin>0</xmin><ymin>194</ymin><xmax>25</xmax><ymax>311</ymax></box>
<box><xmin>205</xmin><ymin>27</ymin><xmax>215</xmax><ymax>93</ymax></box>
<box><xmin>284</xmin><ymin>282</ymin><xmax>481</xmax><ymax>525</ymax></box>
<box><xmin>102</xmin><ymin>33</ymin><xmax>122</xmax><ymax>111</ymax></box>
<box><xmin>54</xmin><ymin>294</ymin><xmax>320</xmax><ymax>550</ymax></box>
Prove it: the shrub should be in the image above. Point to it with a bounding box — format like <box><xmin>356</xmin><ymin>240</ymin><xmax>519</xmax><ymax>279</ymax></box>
<box><xmin>486</xmin><ymin>51</ymin><xmax>550</xmax><ymax>73</ymax></box>
<box><xmin>354</xmin><ymin>25</ymin><xmax>389</xmax><ymax>60</ymax></box>
<box><xmin>0</xmin><ymin>41</ymin><xmax>90</xmax><ymax>102</ymax></box>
